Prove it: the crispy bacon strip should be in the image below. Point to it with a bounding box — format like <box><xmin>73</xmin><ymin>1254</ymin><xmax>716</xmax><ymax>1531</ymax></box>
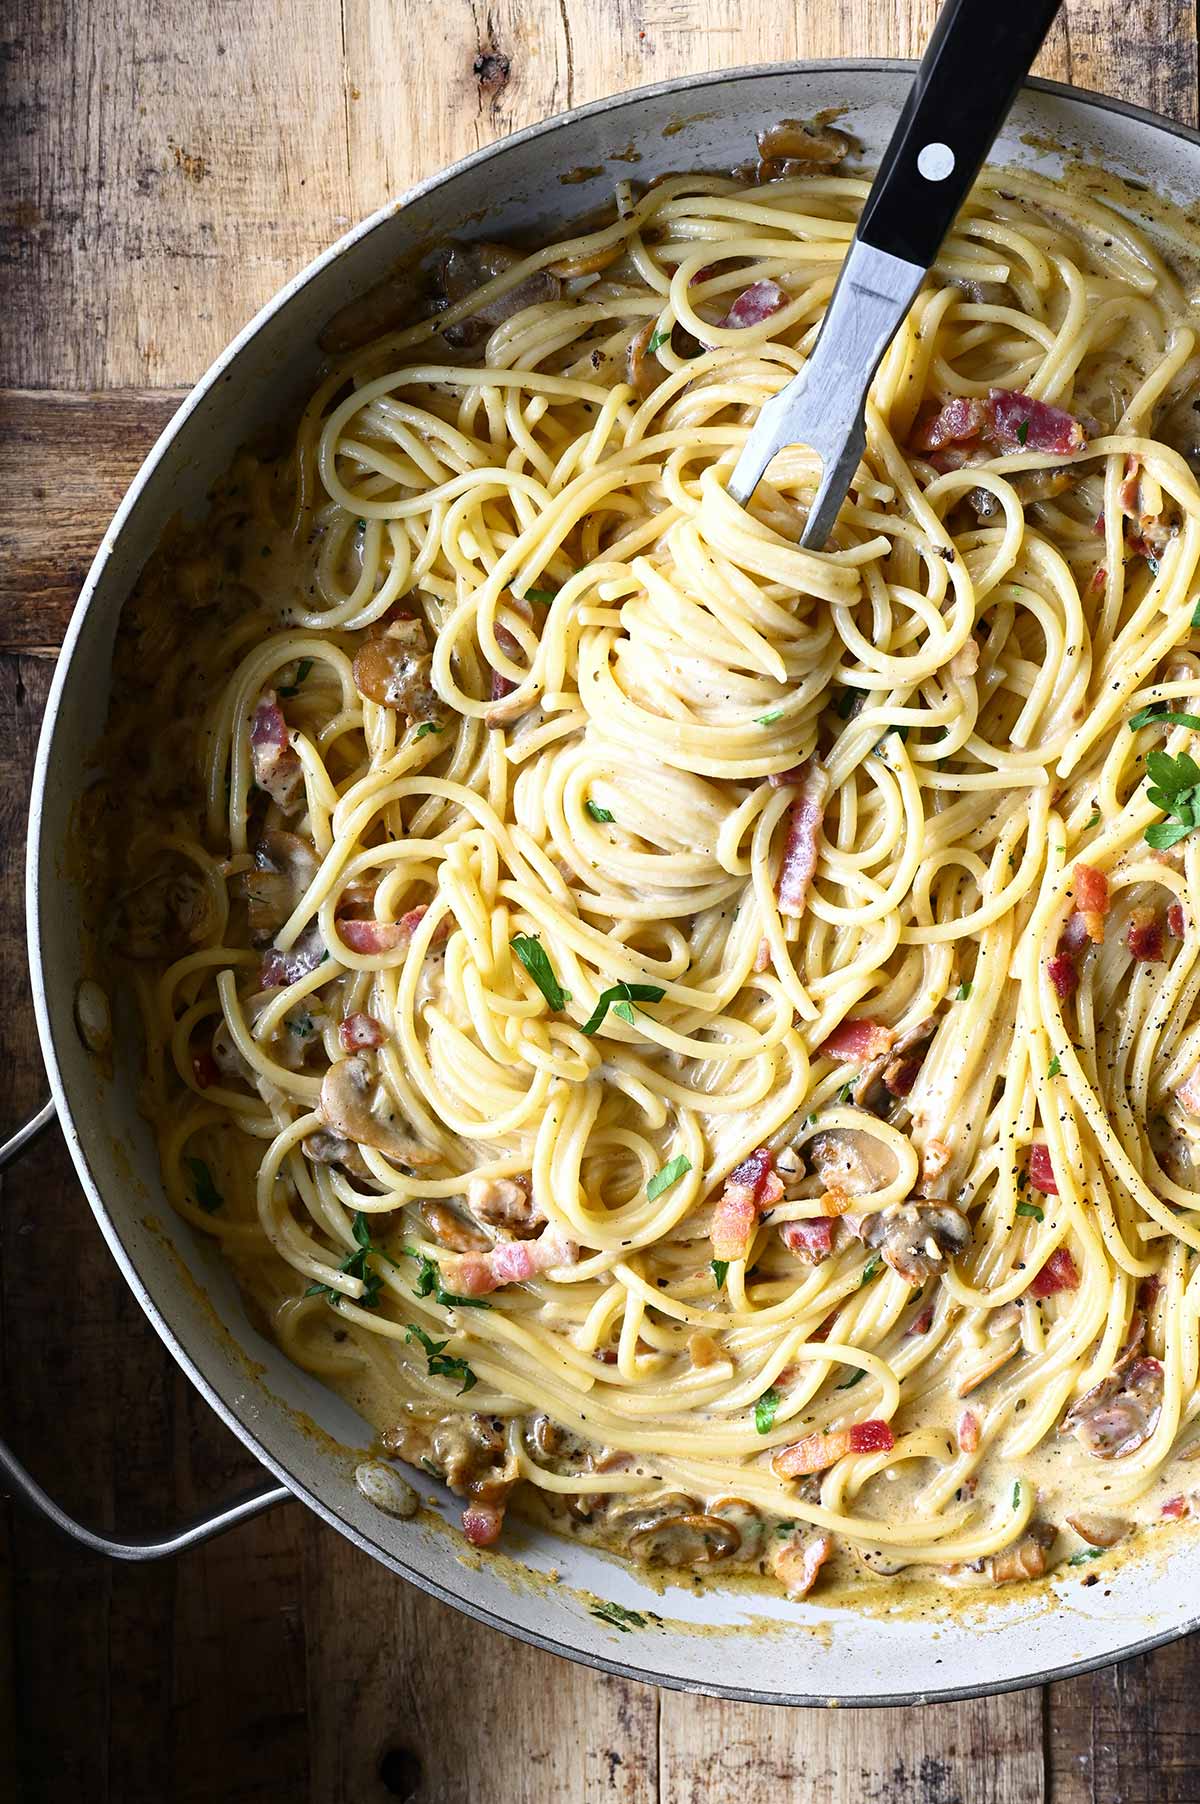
<box><xmin>719</xmin><ymin>279</ymin><xmax>787</xmax><ymax>329</ymax></box>
<box><xmin>1127</xmin><ymin>907</ymin><xmax>1165</xmax><ymax>962</ymax></box>
<box><xmin>821</xmin><ymin>1018</ymin><xmax>894</xmax><ymax>1062</ymax></box>
<box><xmin>1168</xmin><ymin>901</ymin><xmax>1187</xmax><ymax>938</ymax></box>
<box><xmin>339</xmin><ymin>1012</ymin><xmax>386</xmax><ymax>1051</ymax></box>
<box><xmin>772</xmin><ymin>1420</ymin><xmax>894</xmax><ymax>1478</ymax></box>
<box><xmin>443</xmin><ymin>1226</ymin><xmax>578</xmax><ymax>1298</ymax></box>
<box><xmin>260</xmin><ymin>924</ymin><xmax>326</xmax><ymax>989</ymax></box>
<box><xmin>462</xmin><ymin>1503</ymin><xmax>505</xmax><ymax>1546</ymax></box>
<box><xmin>912</xmin><ymin>396</ymin><xmax>991</xmax><ymax>453</ymax></box>
<box><xmin>957</xmin><ymin>1409</ymin><xmax>981</xmax><ymax>1454</ymax></box>
<box><xmin>779</xmin><ymin>1217</ymin><xmax>835</xmax><ymax>1264</ymax></box>
<box><xmin>912</xmin><ymin>388</ymin><xmax>1085</xmax><ymax>459</ymax></box>
<box><xmin>711</xmin><ymin>1148</ymin><xmax>784</xmax><ymax>1261</ymax></box>
<box><xmin>1073</xmin><ymin>862</ymin><xmax>1109</xmax><ymax>945</ymax></box>
<box><xmin>776</xmin><ymin>760</ymin><xmax>829</xmax><ymax>918</ymax></box>
<box><xmin>1028</xmin><ymin>1144</ymin><xmax>1058</xmax><ymax>1196</ymax></box>
<box><xmin>1045</xmin><ymin>953</ymin><xmax>1079</xmax><ymax>1001</ymax></box>
<box><xmin>250</xmin><ymin>691</ymin><xmax>304</xmax><ymax>810</ymax></box>
<box><xmin>338</xmin><ymin>918</ymin><xmax>410</xmax><ymax>955</ymax></box>
<box><xmin>772</xmin><ymin>1530</ymin><xmax>834</xmax><ymax>1599</ymax></box>
<box><xmin>1029</xmin><ymin>1247</ymin><xmax>1080</xmax><ymax>1299</ymax></box>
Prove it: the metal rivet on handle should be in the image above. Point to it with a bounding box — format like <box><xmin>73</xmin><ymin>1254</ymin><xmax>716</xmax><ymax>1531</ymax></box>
<box><xmin>917</xmin><ymin>141</ymin><xmax>956</xmax><ymax>181</ymax></box>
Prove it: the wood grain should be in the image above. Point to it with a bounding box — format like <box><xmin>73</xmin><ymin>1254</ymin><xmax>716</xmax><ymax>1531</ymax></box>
<box><xmin>3</xmin><ymin>2</ymin><xmax>1200</xmax><ymax>1801</ymax></box>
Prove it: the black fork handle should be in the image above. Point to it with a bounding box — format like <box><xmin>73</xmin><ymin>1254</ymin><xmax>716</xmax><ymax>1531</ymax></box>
<box><xmin>857</xmin><ymin>0</ymin><xmax>1064</xmax><ymax>270</ymax></box>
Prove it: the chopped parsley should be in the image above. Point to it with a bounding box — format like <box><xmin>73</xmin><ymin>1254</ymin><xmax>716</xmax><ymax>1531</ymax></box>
<box><xmin>755</xmin><ymin>1385</ymin><xmax>782</xmax><ymax>1433</ymax></box>
<box><xmin>590</xmin><ymin>1600</ymin><xmax>649</xmax><ymax>1630</ymax></box>
<box><xmin>277</xmin><ymin>658</ymin><xmax>314</xmax><ymax>698</ymax></box>
<box><xmin>1012</xmin><ymin>1480</ymin><xmax>1022</xmax><ymax>1511</ymax></box>
<box><xmin>835</xmin><ymin>688</ymin><xmax>860</xmax><ymax>720</ymax></box>
<box><xmin>835</xmin><ymin>1081</ymin><xmax>855</xmax><ymax>1107</ymax></box>
<box><xmin>1016</xmin><ymin>419</ymin><xmax>1029</xmax><ymax>446</ymax></box>
<box><xmin>525</xmin><ymin>588</ymin><xmax>557</xmax><ymax>605</ymax></box>
<box><xmin>1192</xmin><ymin>597</ymin><xmax>1200</xmax><ymax>629</ymax></box>
<box><xmin>585</xmin><ymin>799</ymin><xmax>615</xmax><ymax>823</ymax></box>
<box><xmin>580</xmin><ymin>980</ymin><xmax>665</xmax><ymax>1035</ymax></box>
<box><xmin>405</xmin><ymin>1322</ymin><xmax>477</xmax><ymax>1393</ymax></box>
<box><xmin>1047</xmin><ymin>1055</ymin><xmax>1062</xmax><ymax>1078</ymax></box>
<box><xmin>874</xmin><ymin>724</ymin><xmax>909</xmax><ymax>754</ymax></box>
<box><xmin>305</xmin><ymin>1210</ymin><xmax>398</xmax><ymax>1309</ymax></box>
<box><xmin>413</xmin><ymin>720</ymin><xmax>444</xmax><ymax>739</ymax></box>
<box><xmin>1016</xmin><ymin>1201</ymin><xmax>1044</xmax><ymax>1222</ymax></box>
<box><xmin>400</xmin><ymin>1245</ymin><xmax>491</xmax><ymax>1309</ymax></box>
<box><xmin>956</xmin><ymin>982</ymin><xmax>972</xmax><ymax>1001</ymax></box>
<box><xmin>184</xmin><ymin>1155</ymin><xmax>223</xmax><ymax>1214</ymax></box>
<box><xmin>1129</xmin><ymin>702</ymin><xmax>1200</xmax><ymax>732</ymax></box>
<box><xmin>859</xmin><ymin>1254</ymin><xmax>882</xmax><ymax>1286</ymax></box>
<box><xmin>1067</xmin><ymin>1547</ymin><xmax>1103</xmax><ymax>1565</ymax></box>
<box><xmin>1143</xmin><ymin>747</ymin><xmax>1200</xmax><ymax>850</ymax></box>
<box><xmin>711</xmin><ymin>1258</ymin><xmax>729</xmax><ymax>1289</ymax></box>
<box><xmin>647</xmin><ymin>1154</ymin><xmax>691</xmax><ymax>1201</ymax></box>
<box><xmin>647</xmin><ymin>326</ymin><xmax>671</xmax><ymax>354</ymax></box>
<box><xmin>837</xmin><ymin>1367</ymin><xmax>866</xmax><ymax>1390</ymax></box>
<box><xmin>773</xmin><ymin>1520</ymin><xmax>796</xmax><ymax>1537</ymax></box>
<box><xmin>511</xmin><ymin>934</ymin><xmax>571</xmax><ymax>1011</ymax></box>
<box><xmin>757</xmin><ymin>709</ymin><xmax>784</xmax><ymax>726</ymax></box>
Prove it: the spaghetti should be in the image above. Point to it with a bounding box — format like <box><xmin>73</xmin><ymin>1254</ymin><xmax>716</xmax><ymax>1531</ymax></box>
<box><xmin>100</xmin><ymin>145</ymin><xmax>1200</xmax><ymax>1597</ymax></box>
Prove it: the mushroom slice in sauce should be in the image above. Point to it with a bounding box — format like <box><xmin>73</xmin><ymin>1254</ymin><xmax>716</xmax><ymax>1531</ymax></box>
<box><xmin>318</xmin><ymin>1054</ymin><xmax>437</xmax><ymax>1167</ymax></box>
<box><xmin>626</xmin><ymin>319</ymin><xmax>663</xmax><ymax>398</ymax></box>
<box><xmin>1061</xmin><ymin>1343</ymin><xmax>1164</xmax><ymax>1459</ymax></box>
<box><xmin>420</xmin><ymin>1198</ymin><xmax>490</xmax><ymax>1253</ymax></box>
<box><xmin>852</xmin><ymin>1016</ymin><xmax>937</xmax><ymax>1115</ymax></box>
<box><xmin>465</xmin><ymin>1174</ymin><xmax>546</xmax><ymax>1240</ymax></box>
<box><xmin>805</xmin><ymin>1127</ymin><xmax>897</xmax><ymax>1202</ymax></box>
<box><xmin>755</xmin><ymin>120</ymin><xmax>854</xmax><ymax>164</ymax></box>
<box><xmin>989</xmin><ymin>1520</ymin><xmax>1055</xmax><ymax>1584</ymax></box>
<box><xmin>436</xmin><ymin>242</ymin><xmax>561</xmax><ymax>345</ymax></box>
<box><xmin>610</xmin><ymin>1493</ymin><xmax>742</xmax><ymax>1567</ymax></box>
<box><xmin>243</xmin><ymin>828</ymin><xmax>319</xmax><ymax>944</ymax></box>
<box><xmin>352</xmin><ymin>615</ymin><xmax>440</xmax><ymax>722</ymax></box>
<box><xmin>1066</xmin><ymin>1510</ymin><xmax>1130</xmax><ymax>1548</ymax></box>
<box><xmin>847</xmin><ymin>1201</ymin><xmax>971</xmax><ymax>1285</ymax></box>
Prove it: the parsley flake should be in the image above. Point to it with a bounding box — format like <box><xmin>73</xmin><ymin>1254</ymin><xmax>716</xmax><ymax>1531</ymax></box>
<box><xmin>1016</xmin><ymin>1201</ymin><xmax>1044</xmax><ymax>1221</ymax></box>
<box><xmin>511</xmin><ymin>934</ymin><xmax>571</xmax><ymax>1011</ymax></box>
<box><xmin>1016</xmin><ymin>419</ymin><xmax>1029</xmax><ymax>446</ymax></box>
<box><xmin>1012</xmin><ymin>1480</ymin><xmax>1022</xmax><ymax>1511</ymax></box>
<box><xmin>647</xmin><ymin>326</ymin><xmax>670</xmax><ymax>354</ymax></box>
<box><xmin>590</xmin><ymin>1600</ymin><xmax>648</xmax><ymax>1631</ymax></box>
<box><xmin>1067</xmin><ymin>1547</ymin><xmax>1103</xmax><ymax>1565</ymax></box>
<box><xmin>525</xmin><ymin>588</ymin><xmax>557</xmax><ymax>605</ymax></box>
<box><xmin>580</xmin><ymin>980</ymin><xmax>665</xmax><ymax>1035</ymax></box>
<box><xmin>184</xmin><ymin>1155</ymin><xmax>223</xmax><ymax>1214</ymax></box>
<box><xmin>405</xmin><ymin>1322</ymin><xmax>477</xmax><ymax>1392</ymax></box>
<box><xmin>859</xmin><ymin>1254</ymin><xmax>882</xmax><ymax>1286</ymax></box>
<box><xmin>1047</xmin><ymin>1056</ymin><xmax>1062</xmax><ymax>1078</ymax></box>
<box><xmin>1142</xmin><ymin>746</ymin><xmax>1200</xmax><ymax>850</ymax></box>
<box><xmin>757</xmin><ymin>709</ymin><xmax>784</xmax><ymax>726</ymax></box>
<box><xmin>647</xmin><ymin>1154</ymin><xmax>691</xmax><ymax>1201</ymax></box>
<box><xmin>414</xmin><ymin>720</ymin><xmax>444</xmax><ymax>739</ymax></box>
<box><xmin>712</xmin><ymin>1258</ymin><xmax>729</xmax><ymax>1288</ymax></box>
<box><xmin>585</xmin><ymin>799</ymin><xmax>615</xmax><ymax>823</ymax></box>
<box><xmin>956</xmin><ymin>982</ymin><xmax>973</xmax><ymax>1001</ymax></box>
<box><xmin>400</xmin><ymin>1245</ymin><xmax>491</xmax><ymax>1309</ymax></box>
<box><xmin>838</xmin><ymin>1367</ymin><xmax>866</xmax><ymax>1390</ymax></box>
<box><xmin>755</xmin><ymin>1385</ymin><xmax>782</xmax><ymax>1433</ymax></box>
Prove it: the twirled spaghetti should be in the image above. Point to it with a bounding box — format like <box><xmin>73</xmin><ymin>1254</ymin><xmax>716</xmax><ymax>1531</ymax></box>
<box><xmin>98</xmin><ymin>138</ymin><xmax>1200</xmax><ymax>1598</ymax></box>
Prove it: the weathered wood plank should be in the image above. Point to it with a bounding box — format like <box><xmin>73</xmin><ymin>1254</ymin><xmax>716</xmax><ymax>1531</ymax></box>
<box><xmin>0</xmin><ymin>389</ymin><xmax>184</xmax><ymax>651</ymax></box>
<box><xmin>301</xmin><ymin>1519</ymin><xmax>658</xmax><ymax>1803</ymax></box>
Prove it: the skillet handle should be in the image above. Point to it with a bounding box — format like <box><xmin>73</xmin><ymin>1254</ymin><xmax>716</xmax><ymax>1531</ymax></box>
<box><xmin>0</xmin><ymin>1100</ymin><xmax>292</xmax><ymax>1560</ymax></box>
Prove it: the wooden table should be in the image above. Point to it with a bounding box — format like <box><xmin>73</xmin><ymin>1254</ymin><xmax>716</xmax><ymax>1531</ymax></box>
<box><xmin>3</xmin><ymin>3</ymin><xmax>1199</xmax><ymax>1797</ymax></box>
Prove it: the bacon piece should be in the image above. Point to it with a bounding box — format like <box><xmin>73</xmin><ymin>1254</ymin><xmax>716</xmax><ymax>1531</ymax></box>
<box><xmin>191</xmin><ymin>1050</ymin><xmax>220</xmax><ymax>1089</ymax></box>
<box><xmin>484</xmin><ymin>615</ymin><xmax>534</xmax><ymax>728</ymax></box>
<box><xmin>719</xmin><ymin>279</ymin><xmax>787</xmax><ymax>329</ymax></box>
<box><xmin>338</xmin><ymin>917</ymin><xmax>411</xmax><ymax>955</ymax></box>
<box><xmin>443</xmin><ymin>1226</ymin><xmax>578</xmax><ymax>1298</ymax></box>
<box><xmin>1028</xmin><ymin>1144</ymin><xmax>1058</xmax><ymax>1196</ymax></box>
<box><xmin>1178</xmin><ymin>1061</ymin><xmax>1200</xmax><ymax>1116</ymax></box>
<box><xmin>768</xmin><ymin>764</ymin><xmax>806</xmax><ymax>788</ymax></box>
<box><xmin>250</xmin><ymin>691</ymin><xmax>304</xmax><ymax>811</ymax></box>
<box><xmin>780</xmin><ymin>1218</ymin><xmax>834</xmax><ymax>1264</ymax></box>
<box><xmin>462</xmin><ymin>1502</ymin><xmax>504</xmax><ymax>1546</ymax></box>
<box><xmin>1074</xmin><ymin>862</ymin><xmax>1109</xmax><ymax>945</ymax></box>
<box><xmin>957</xmin><ymin>1409</ymin><xmax>981</xmax><ymax>1454</ymax></box>
<box><xmin>772</xmin><ymin>1529</ymin><xmax>834</xmax><ymax>1599</ymax></box>
<box><xmin>1058</xmin><ymin>911</ymin><xmax>1090</xmax><ymax>957</ymax></box>
<box><xmin>1168</xmin><ymin>902</ymin><xmax>1187</xmax><ymax>938</ymax></box>
<box><xmin>339</xmin><ymin>1012</ymin><xmax>386</xmax><ymax>1052</ymax></box>
<box><xmin>1162</xmin><ymin>1495</ymin><xmax>1189</xmax><ymax>1520</ymax></box>
<box><xmin>1138</xmin><ymin>1273</ymin><xmax>1162</xmax><ymax>1312</ymax></box>
<box><xmin>912</xmin><ymin>396</ymin><xmax>991</xmax><ymax>453</ymax></box>
<box><xmin>1045</xmin><ymin>952</ymin><xmax>1079</xmax><ymax>1001</ymax></box>
<box><xmin>260</xmin><ymin>924</ymin><xmax>327</xmax><ymax>989</ymax></box>
<box><xmin>776</xmin><ymin>760</ymin><xmax>829</xmax><ymax>918</ymax></box>
<box><xmin>753</xmin><ymin>936</ymin><xmax>772</xmax><ymax>973</ymax></box>
<box><xmin>711</xmin><ymin>1148</ymin><xmax>784</xmax><ymax>1261</ymax></box>
<box><xmin>1029</xmin><ymin>1247</ymin><xmax>1080</xmax><ymax>1298</ymax></box>
<box><xmin>987</xmin><ymin>389</ymin><xmax>1086</xmax><ymax>455</ymax></box>
<box><xmin>821</xmin><ymin>1018</ymin><xmax>894</xmax><ymax>1062</ymax></box>
<box><xmin>907</xmin><ymin>1303</ymin><xmax>935</xmax><ymax>1337</ymax></box>
<box><xmin>772</xmin><ymin>1419</ymin><xmax>894</xmax><ymax>1478</ymax></box>
<box><xmin>1127</xmin><ymin>907</ymin><xmax>1165</xmax><ymax>962</ymax></box>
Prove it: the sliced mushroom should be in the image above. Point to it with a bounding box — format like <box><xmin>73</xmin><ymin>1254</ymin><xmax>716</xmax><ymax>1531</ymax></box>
<box><xmin>301</xmin><ymin>1128</ymin><xmax>373</xmax><ymax>1179</ymax></box>
<box><xmin>318</xmin><ymin>1055</ymin><xmax>437</xmax><ymax>1167</ymax></box>
<box><xmin>626</xmin><ymin>320</ymin><xmax>663</xmax><ymax>398</ymax></box>
<box><xmin>771</xmin><ymin>1529</ymin><xmax>835</xmax><ymax>1597</ymax></box>
<box><xmin>853</xmin><ymin>1544</ymin><xmax>910</xmax><ymax>1578</ymax></box>
<box><xmin>803</xmin><ymin>1127</ymin><xmax>898</xmax><ymax>1201</ymax></box>
<box><xmin>989</xmin><ymin>1520</ymin><xmax>1055</xmax><ymax>1585</ymax></box>
<box><xmin>1062</xmin><ymin>1342</ymin><xmax>1164</xmax><ymax>1459</ymax></box>
<box><xmin>756</xmin><ymin>120</ymin><xmax>854</xmax><ymax>164</ymax></box>
<box><xmin>110</xmin><ymin>863</ymin><xmax>213</xmax><ymax>959</ymax></box>
<box><xmin>353</xmin><ymin>615</ymin><xmax>439</xmax><ymax>721</ymax></box>
<box><xmin>465</xmin><ymin>1174</ymin><xmax>545</xmax><ymax>1240</ymax></box>
<box><xmin>241</xmin><ymin>829</ymin><xmax>319</xmax><ymax>944</ymax></box>
<box><xmin>420</xmin><ymin>1198</ymin><xmax>490</xmax><ymax>1253</ymax></box>
<box><xmin>436</xmin><ymin>242</ymin><xmax>561</xmax><ymax>346</ymax></box>
<box><xmin>707</xmin><ymin>1495</ymin><xmax>765</xmax><ymax>1560</ymax></box>
<box><xmin>626</xmin><ymin>1508</ymin><xmax>741</xmax><ymax>1567</ymax></box>
<box><xmin>848</xmin><ymin>1201</ymin><xmax>971</xmax><ymax>1285</ymax></box>
<box><xmin>1066</xmin><ymin>1510</ymin><xmax>1130</xmax><ymax>1548</ymax></box>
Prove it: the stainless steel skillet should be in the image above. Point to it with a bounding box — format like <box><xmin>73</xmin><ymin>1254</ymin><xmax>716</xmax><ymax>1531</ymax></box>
<box><xmin>10</xmin><ymin>61</ymin><xmax>1200</xmax><ymax>1707</ymax></box>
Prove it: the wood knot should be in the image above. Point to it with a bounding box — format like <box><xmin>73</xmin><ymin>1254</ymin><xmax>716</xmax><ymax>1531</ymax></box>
<box><xmin>473</xmin><ymin>50</ymin><xmax>510</xmax><ymax>94</ymax></box>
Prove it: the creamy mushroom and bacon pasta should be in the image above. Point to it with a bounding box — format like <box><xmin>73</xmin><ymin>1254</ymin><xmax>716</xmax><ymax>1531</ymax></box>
<box><xmin>98</xmin><ymin>124</ymin><xmax>1200</xmax><ymax>1600</ymax></box>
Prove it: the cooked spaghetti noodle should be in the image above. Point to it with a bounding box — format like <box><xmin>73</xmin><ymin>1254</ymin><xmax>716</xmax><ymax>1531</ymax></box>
<box><xmin>99</xmin><ymin>140</ymin><xmax>1200</xmax><ymax>1596</ymax></box>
